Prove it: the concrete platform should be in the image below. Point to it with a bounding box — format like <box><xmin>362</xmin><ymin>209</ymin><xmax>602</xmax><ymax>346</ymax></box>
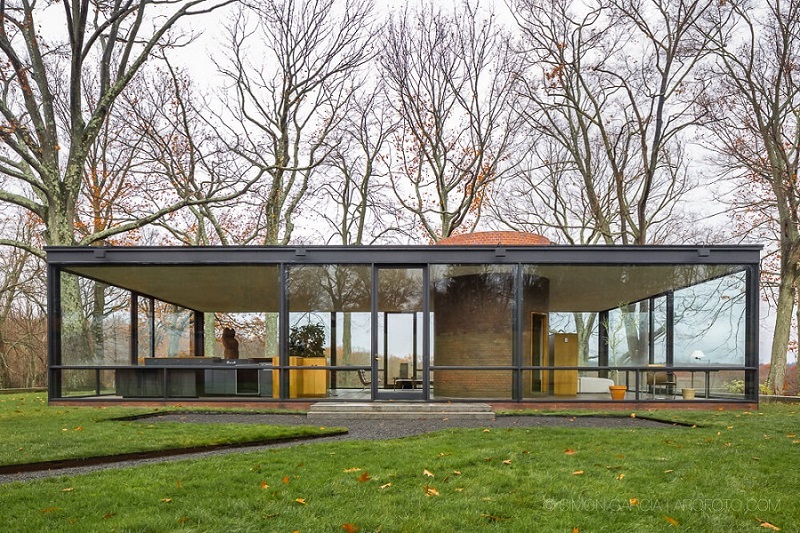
<box><xmin>306</xmin><ymin>402</ymin><xmax>495</xmax><ymax>421</ymax></box>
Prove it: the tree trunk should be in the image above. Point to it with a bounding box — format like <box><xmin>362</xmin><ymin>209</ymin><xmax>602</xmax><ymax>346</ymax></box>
<box><xmin>92</xmin><ymin>282</ymin><xmax>106</xmax><ymax>363</ymax></box>
<box><xmin>768</xmin><ymin>273</ymin><xmax>794</xmax><ymax>394</ymax></box>
<box><xmin>205</xmin><ymin>313</ymin><xmax>216</xmax><ymax>357</ymax></box>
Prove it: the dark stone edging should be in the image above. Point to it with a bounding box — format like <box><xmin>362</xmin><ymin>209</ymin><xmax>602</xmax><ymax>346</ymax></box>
<box><xmin>0</xmin><ymin>431</ymin><xmax>347</xmax><ymax>476</ymax></box>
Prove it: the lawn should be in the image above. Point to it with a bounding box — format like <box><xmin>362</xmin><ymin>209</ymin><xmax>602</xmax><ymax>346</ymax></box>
<box><xmin>0</xmin><ymin>393</ymin><xmax>343</xmax><ymax>466</ymax></box>
<box><xmin>0</xmin><ymin>397</ymin><xmax>797</xmax><ymax>531</ymax></box>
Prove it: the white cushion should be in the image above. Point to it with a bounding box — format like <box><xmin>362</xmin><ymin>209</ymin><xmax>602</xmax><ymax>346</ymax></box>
<box><xmin>578</xmin><ymin>376</ymin><xmax>615</xmax><ymax>393</ymax></box>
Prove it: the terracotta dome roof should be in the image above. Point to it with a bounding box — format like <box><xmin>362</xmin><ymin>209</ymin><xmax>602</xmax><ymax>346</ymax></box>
<box><xmin>437</xmin><ymin>231</ymin><xmax>551</xmax><ymax>246</ymax></box>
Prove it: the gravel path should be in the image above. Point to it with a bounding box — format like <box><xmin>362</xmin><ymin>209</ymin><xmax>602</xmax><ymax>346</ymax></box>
<box><xmin>0</xmin><ymin>413</ymin><xmax>682</xmax><ymax>485</ymax></box>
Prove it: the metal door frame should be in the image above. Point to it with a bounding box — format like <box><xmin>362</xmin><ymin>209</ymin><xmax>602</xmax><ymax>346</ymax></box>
<box><xmin>371</xmin><ymin>265</ymin><xmax>429</xmax><ymax>400</ymax></box>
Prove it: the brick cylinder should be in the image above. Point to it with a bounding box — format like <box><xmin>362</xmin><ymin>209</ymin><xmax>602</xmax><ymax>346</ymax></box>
<box><xmin>432</xmin><ymin>272</ymin><xmax>549</xmax><ymax>398</ymax></box>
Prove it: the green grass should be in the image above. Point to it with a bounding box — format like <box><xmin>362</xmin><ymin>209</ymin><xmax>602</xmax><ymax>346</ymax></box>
<box><xmin>0</xmin><ymin>401</ymin><xmax>797</xmax><ymax>531</ymax></box>
<box><xmin>0</xmin><ymin>393</ymin><xmax>342</xmax><ymax>466</ymax></box>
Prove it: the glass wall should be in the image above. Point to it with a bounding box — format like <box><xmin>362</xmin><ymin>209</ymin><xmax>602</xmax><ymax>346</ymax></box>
<box><xmin>673</xmin><ymin>271</ymin><xmax>747</xmax><ymax>397</ymax></box>
<box><xmin>50</xmin><ymin>254</ymin><xmax>756</xmax><ymax>403</ymax></box>
<box><xmin>287</xmin><ymin>265</ymin><xmax>371</xmax><ymax>397</ymax></box>
<box><xmin>61</xmin><ymin>272</ymin><xmax>132</xmax><ymax>367</ymax></box>
<box><xmin>60</xmin><ymin>273</ymin><xmax>133</xmax><ymax>397</ymax></box>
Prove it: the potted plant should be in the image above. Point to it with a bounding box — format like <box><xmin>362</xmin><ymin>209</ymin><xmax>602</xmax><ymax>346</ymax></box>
<box><xmin>289</xmin><ymin>323</ymin><xmax>326</xmax><ymax>358</ymax></box>
<box><xmin>288</xmin><ymin>323</ymin><xmax>327</xmax><ymax>397</ymax></box>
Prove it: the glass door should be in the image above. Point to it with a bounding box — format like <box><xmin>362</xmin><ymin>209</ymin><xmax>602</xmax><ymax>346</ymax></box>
<box><xmin>373</xmin><ymin>266</ymin><xmax>428</xmax><ymax>400</ymax></box>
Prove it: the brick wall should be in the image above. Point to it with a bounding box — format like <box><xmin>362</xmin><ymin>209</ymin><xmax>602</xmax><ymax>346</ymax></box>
<box><xmin>433</xmin><ymin>272</ymin><xmax>549</xmax><ymax>398</ymax></box>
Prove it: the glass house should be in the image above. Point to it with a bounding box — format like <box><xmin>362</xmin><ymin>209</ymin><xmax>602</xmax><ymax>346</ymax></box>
<box><xmin>45</xmin><ymin>234</ymin><xmax>761</xmax><ymax>406</ymax></box>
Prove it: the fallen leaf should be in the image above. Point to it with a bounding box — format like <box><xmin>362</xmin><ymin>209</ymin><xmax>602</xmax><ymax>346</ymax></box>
<box><xmin>757</xmin><ymin>518</ymin><xmax>781</xmax><ymax>530</ymax></box>
<box><xmin>424</xmin><ymin>469</ymin><xmax>435</xmax><ymax>477</ymax></box>
<box><xmin>40</xmin><ymin>507</ymin><xmax>59</xmax><ymax>514</ymax></box>
<box><xmin>483</xmin><ymin>429</ymin><xmax>491</xmax><ymax>432</ymax></box>
<box><xmin>260</xmin><ymin>480</ymin><xmax>269</xmax><ymax>490</ymax></box>
<box><xmin>160</xmin><ymin>498</ymin><xmax>172</xmax><ymax>503</ymax></box>
<box><xmin>615</xmin><ymin>473</ymin><xmax>625</xmax><ymax>480</ymax></box>
<box><xmin>572</xmin><ymin>470</ymin><xmax>584</xmax><ymax>475</ymax></box>
<box><xmin>295</xmin><ymin>498</ymin><xmax>307</xmax><ymax>505</ymax></box>
<box><xmin>664</xmin><ymin>515</ymin><xmax>678</xmax><ymax>526</ymax></box>
<box><xmin>283</xmin><ymin>476</ymin><xmax>290</xmax><ymax>484</ymax></box>
<box><xmin>503</xmin><ymin>459</ymin><xmax>512</xmax><ymax>465</ymax></box>
<box><xmin>564</xmin><ymin>448</ymin><xmax>576</xmax><ymax>455</ymax></box>
<box><xmin>380</xmin><ymin>483</ymin><xmax>392</xmax><ymax>489</ymax></box>
<box><xmin>342</xmin><ymin>522</ymin><xmax>359</xmax><ymax>533</ymax></box>
<box><xmin>629</xmin><ymin>498</ymin><xmax>639</xmax><ymax>506</ymax></box>
<box><xmin>61</xmin><ymin>487</ymin><xmax>74</xmax><ymax>492</ymax></box>
<box><xmin>439</xmin><ymin>452</ymin><xmax>452</xmax><ymax>457</ymax></box>
<box><xmin>176</xmin><ymin>480</ymin><xmax>182</xmax><ymax>489</ymax></box>
<box><xmin>357</xmin><ymin>471</ymin><xmax>371</xmax><ymax>483</ymax></box>
<box><xmin>454</xmin><ymin>487</ymin><xmax>464</xmax><ymax>492</ymax></box>
<box><xmin>73</xmin><ymin>426</ymin><xmax>84</xmax><ymax>431</ymax></box>
<box><xmin>452</xmin><ymin>470</ymin><xmax>461</xmax><ymax>475</ymax></box>
<box><xmin>178</xmin><ymin>516</ymin><xmax>190</xmax><ymax>524</ymax></box>
<box><xmin>343</xmin><ymin>467</ymin><xmax>361</xmax><ymax>473</ymax></box>
<box><xmin>424</xmin><ymin>485</ymin><xmax>439</xmax><ymax>497</ymax></box>
<box><xmin>630</xmin><ymin>413</ymin><xmax>636</xmax><ymax>418</ymax></box>
<box><xmin>103</xmin><ymin>513</ymin><xmax>116</xmax><ymax>519</ymax></box>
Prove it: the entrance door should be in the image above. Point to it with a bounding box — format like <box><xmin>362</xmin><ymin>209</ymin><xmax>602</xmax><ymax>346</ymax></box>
<box><xmin>373</xmin><ymin>266</ymin><xmax>428</xmax><ymax>400</ymax></box>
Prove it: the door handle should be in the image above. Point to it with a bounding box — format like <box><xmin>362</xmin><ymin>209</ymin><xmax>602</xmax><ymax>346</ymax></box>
<box><xmin>374</xmin><ymin>357</ymin><xmax>379</xmax><ymax>361</ymax></box>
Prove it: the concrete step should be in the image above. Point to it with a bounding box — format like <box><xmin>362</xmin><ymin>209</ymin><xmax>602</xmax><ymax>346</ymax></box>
<box><xmin>306</xmin><ymin>402</ymin><xmax>495</xmax><ymax>421</ymax></box>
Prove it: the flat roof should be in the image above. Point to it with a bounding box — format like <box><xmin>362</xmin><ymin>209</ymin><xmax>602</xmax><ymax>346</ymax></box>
<box><xmin>46</xmin><ymin>245</ymin><xmax>761</xmax><ymax>313</ymax></box>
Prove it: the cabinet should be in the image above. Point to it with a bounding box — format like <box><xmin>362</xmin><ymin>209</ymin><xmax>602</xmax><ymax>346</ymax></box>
<box><xmin>273</xmin><ymin>356</ymin><xmax>328</xmax><ymax>398</ymax></box>
<box><xmin>549</xmin><ymin>333</ymin><xmax>578</xmax><ymax>396</ymax></box>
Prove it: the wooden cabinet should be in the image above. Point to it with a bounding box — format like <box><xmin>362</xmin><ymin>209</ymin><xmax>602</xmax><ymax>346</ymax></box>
<box><xmin>549</xmin><ymin>333</ymin><xmax>578</xmax><ymax>396</ymax></box>
<box><xmin>274</xmin><ymin>356</ymin><xmax>328</xmax><ymax>398</ymax></box>
<box><xmin>300</xmin><ymin>357</ymin><xmax>327</xmax><ymax>397</ymax></box>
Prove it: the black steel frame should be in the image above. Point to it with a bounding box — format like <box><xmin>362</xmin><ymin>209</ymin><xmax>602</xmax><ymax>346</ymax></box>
<box><xmin>45</xmin><ymin>244</ymin><xmax>762</xmax><ymax>403</ymax></box>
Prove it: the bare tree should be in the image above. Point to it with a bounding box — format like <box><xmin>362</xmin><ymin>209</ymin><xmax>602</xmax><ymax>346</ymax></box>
<box><xmin>0</xmin><ymin>0</ymin><xmax>235</xmax><ymax>253</ymax></box>
<box><xmin>0</xmin><ymin>0</ymin><xmax>238</xmax><ymax>366</ymax></box>
<box><xmin>505</xmin><ymin>0</ymin><xmax>713</xmax><ymax>367</ymax></box>
<box><xmin>505</xmin><ymin>0</ymin><xmax>712</xmax><ymax>246</ymax></box>
<box><xmin>216</xmin><ymin>0</ymin><xmax>376</xmax><ymax>246</ymax></box>
<box><xmin>381</xmin><ymin>0</ymin><xmax>521</xmax><ymax>242</ymax></box>
<box><xmin>313</xmin><ymin>84</ymin><xmax>402</xmax><ymax>246</ymax></box>
<box><xmin>0</xmin><ymin>212</ymin><xmax>45</xmax><ymax>388</ymax></box>
<box><xmin>703</xmin><ymin>0</ymin><xmax>800</xmax><ymax>393</ymax></box>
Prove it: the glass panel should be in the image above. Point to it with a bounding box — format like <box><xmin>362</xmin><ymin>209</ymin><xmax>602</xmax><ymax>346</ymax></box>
<box><xmin>430</xmin><ymin>264</ymin><xmax>513</xmax><ymax>399</ymax></box>
<box><xmin>548</xmin><ymin>312</ymin><xmax>599</xmax><ymax>366</ymax></box>
<box><xmin>606</xmin><ymin>302</ymin><xmax>650</xmax><ymax>368</ymax></box>
<box><xmin>378</xmin><ymin>268</ymin><xmax>423</xmax><ymax>392</ymax></box>
<box><xmin>211</xmin><ymin>313</ymin><xmax>269</xmax><ymax>359</ymax></box>
<box><xmin>61</xmin><ymin>273</ymin><xmax>131</xmax><ymax>366</ymax></box>
<box><xmin>137</xmin><ymin>297</ymin><xmax>152</xmax><ymax>362</ymax></box>
<box><xmin>430</xmin><ymin>370</ymin><xmax>512</xmax><ymax>400</ymax></box>
<box><xmin>61</xmin><ymin>369</ymin><xmax>100</xmax><ymax>397</ymax></box>
<box><xmin>673</xmin><ymin>271</ymin><xmax>747</xmax><ymax>366</ymax></box>
<box><xmin>152</xmin><ymin>302</ymin><xmax>193</xmax><ymax>358</ymax></box>
<box><xmin>288</xmin><ymin>265</ymin><xmax>372</xmax><ymax>397</ymax></box>
<box><xmin>652</xmin><ymin>296</ymin><xmax>667</xmax><ymax>364</ymax></box>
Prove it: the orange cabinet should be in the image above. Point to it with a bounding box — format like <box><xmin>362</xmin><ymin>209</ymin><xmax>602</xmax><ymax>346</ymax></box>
<box><xmin>549</xmin><ymin>333</ymin><xmax>578</xmax><ymax>396</ymax></box>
